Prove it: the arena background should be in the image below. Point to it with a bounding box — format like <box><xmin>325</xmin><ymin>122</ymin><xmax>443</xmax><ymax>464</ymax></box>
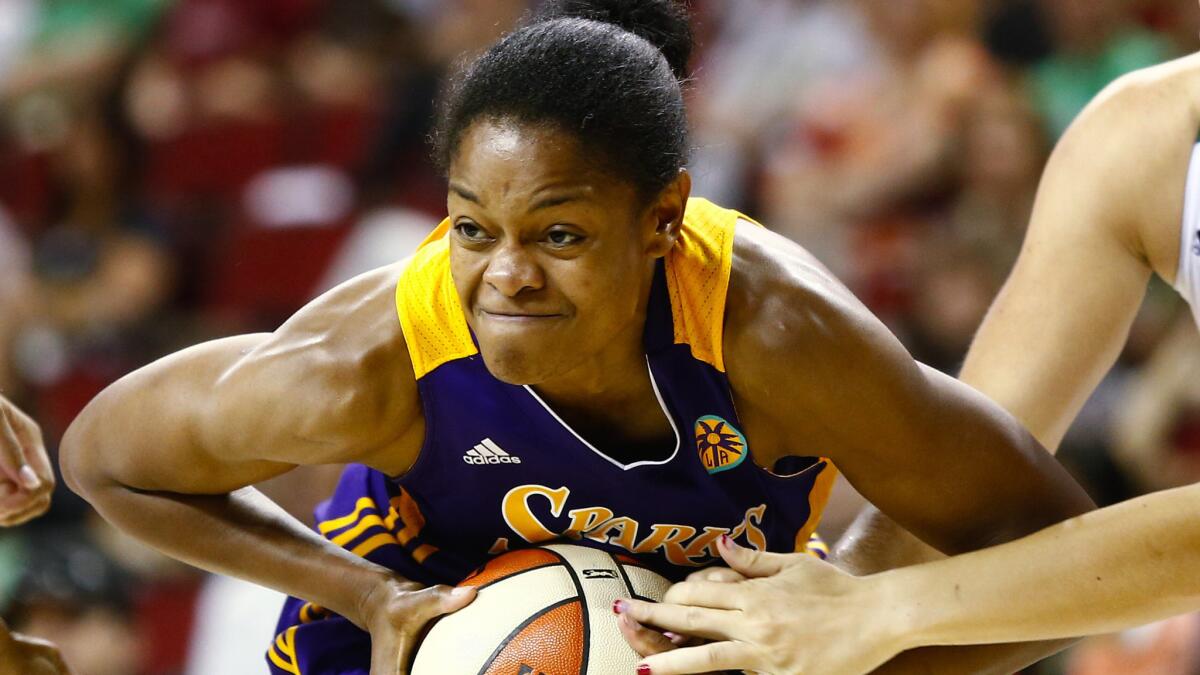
<box><xmin>1</xmin><ymin>0</ymin><xmax>1199</xmax><ymax>673</ymax></box>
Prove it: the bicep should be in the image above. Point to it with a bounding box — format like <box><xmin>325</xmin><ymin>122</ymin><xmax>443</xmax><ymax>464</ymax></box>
<box><xmin>792</xmin><ymin>313</ymin><xmax>1091</xmax><ymax>554</ymax></box>
<box><xmin>66</xmin><ymin>335</ymin><xmax>301</xmax><ymax>496</ymax></box>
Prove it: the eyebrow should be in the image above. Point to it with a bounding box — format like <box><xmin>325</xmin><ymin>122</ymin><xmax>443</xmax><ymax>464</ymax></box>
<box><xmin>449</xmin><ymin>183</ymin><xmax>480</xmax><ymax>204</ymax></box>
<box><xmin>449</xmin><ymin>183</ymin><xmax>588</xmax><ymax>213</ymax></box>
<box><xmin>528</xmin><ymin>193</ymin><xmax>585</xmax><ymax>212</ymax></box>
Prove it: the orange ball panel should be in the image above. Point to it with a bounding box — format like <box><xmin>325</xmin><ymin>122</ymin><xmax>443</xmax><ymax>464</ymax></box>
<box><xmin>481</xmin><ymin>599</ymin><xmax>586</xmax><ymax>675</ymax></box>
<box><xmin>461</xmin><ymin>548</ymin><xmax>563</xmax><ymax>589</ymax></box>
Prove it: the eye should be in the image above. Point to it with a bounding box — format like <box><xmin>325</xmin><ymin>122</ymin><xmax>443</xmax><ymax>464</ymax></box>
<box><xmin>454</xmin><ymin>220</ymin><xmax>492</xmax><ymax>243</ymax></box>
<box><xmin>545</xmin><ymin>228</ymin><xmax>584</xmax><ymax>247</ymax></box>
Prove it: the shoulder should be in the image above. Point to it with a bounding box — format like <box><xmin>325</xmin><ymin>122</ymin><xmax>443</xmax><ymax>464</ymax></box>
<box><xmin>212</xmin><ymin>261</ymin><xmax>421</xmax><ymax>466</ymax></box>
<box><xmin>1043</xmin><ymin>54</ymin><xmax>1200</xmax><ymax>277</ymax></box>
<box><xmin>723</xmin><ymin>221</ymin><xmax>917</xmax><ymax>411</ymax></box>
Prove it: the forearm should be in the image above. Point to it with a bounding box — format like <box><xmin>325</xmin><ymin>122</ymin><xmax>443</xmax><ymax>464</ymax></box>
<box><xmin>836</xmin><ymin>507</ymin><xmax>1074</xmax><ymax>673</ymax></box>
<box><xmin>878</xmin><ymin>483</ymin><xmax>1200</xmax><ymax>649</ymax></box>
<box><xmin>79</xmin><ymin>479</ymin><xmax>396</xmax><ymax>628</ymax></box>
<box><xmin>872</xmin><ymin>641</ymin><xmax>1073</xmax><ymax>675</ymax></box>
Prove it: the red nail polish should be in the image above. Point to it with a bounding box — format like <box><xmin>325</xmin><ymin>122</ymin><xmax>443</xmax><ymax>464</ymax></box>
<box><xmin>719</xmin><ymin>534</ymin><xmax>731</xmax><ymax>547</ymax></box>
<box><xmin>613</xmin><ymin>599</ymin><xmax>627</xmax><ymax>615</ymax></box>
<box><xmin>637</xmin><ymin>665</ymin><xmax>651</xmax><ymax>675</ymax></box>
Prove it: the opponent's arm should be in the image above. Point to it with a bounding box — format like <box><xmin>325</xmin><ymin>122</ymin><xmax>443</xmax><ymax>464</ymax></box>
<box><xmin>829</xmin><ymin>66</ymin><xmax>1197</xmax><ymax>670</ymax></box>
<box><xmin>61</xmin><ymin>266</ymin><xmax>471</xmax><ymax>673</ymax></box>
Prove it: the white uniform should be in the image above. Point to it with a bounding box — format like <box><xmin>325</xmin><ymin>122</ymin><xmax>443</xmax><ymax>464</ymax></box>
<box><xmin>1174</xmin><ymin>144</ymin><xmax>1200</xmax><ymax>322</ymax></box>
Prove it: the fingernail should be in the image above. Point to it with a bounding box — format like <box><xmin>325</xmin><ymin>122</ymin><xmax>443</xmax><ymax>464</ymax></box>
<box><xmin>663</xmin><ymin>631</ymin><xmax>681</xmax><ymax>641</ymax></box>
<box><xmin>637</xmin><ymin>665</ymin><xmax>651</xmax><ymax>675</ymax></box>
<box><xmin>719</xmin><ymin>534</ymin><xmax>731</xmax><ymax>548</ymax></box>
<box><xmin>18</xmin><ymin>466</ymin><xmax>39</xmax><ymax>491</ymax></box>
<box><xmin>612</xmin><ymin>599</ymin><xmax>627</xmax><ymax>615</ymax></box>
<box><xmin>451</xmin><ymin>587</ymin><xmax>473</xmax><ymax>598</ymax></box>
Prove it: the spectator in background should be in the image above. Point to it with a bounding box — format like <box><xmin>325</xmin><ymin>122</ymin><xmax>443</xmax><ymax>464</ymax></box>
<box><xmin>1029</xmin><ymin>0</ymin><xmax>1172</xmax><ymax>138</ymax></box>
<box><xmin>757</xmin><ymin>0</ymin><xmax>997</xmax><ymax>291</ymax></box>
<box><xmin>685</xmin><ymin>0</ymin><xmax>874</xmax><ymax>210</ymax></box>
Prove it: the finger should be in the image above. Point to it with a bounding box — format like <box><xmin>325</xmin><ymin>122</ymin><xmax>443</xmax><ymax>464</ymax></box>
<box><xmin>19</xmin><ymin>640</ymin><xmax>71</xmax><ymax>675</ymax></box>
<box><xmin>639</xmin><ymin>640</ymin><xmax>757</xmax><ymax>675</ymax></box>
<box><xmin>618</xmin><ymin>613</ymin><xmax>677</xmax><ymax>657</ymax></box>
<box><xmin>662</xmin><ymin>580</ymin><xmax>743</xmax><ymax>610</ymax></box>
<box><xmin>0</xmin><ymin>494</ymin><xmax>51</xmax><ymax>527</ymax></box>
<box><xmin>616</xmin><ymin>599</ymin><xmax>735</xmax><ymax>641</ymax></box>
<box><xmin>0</xmin><ymin>407</ymin><xmax>35</xmax><ymax>489</ymax></box>
<box><xmin>426</xmin><ymin>585</ymin><xmax>475</xmax><ymax>619</ymax></box>
<box><xmin>685</xmin><ymin>567</ymin><xmax>744</xmax><ymax>584</ymax></box>
<box><xmin>717</xmin><ymin>534</ymin><xmax>796</xmax><ymax>578</ymax></box>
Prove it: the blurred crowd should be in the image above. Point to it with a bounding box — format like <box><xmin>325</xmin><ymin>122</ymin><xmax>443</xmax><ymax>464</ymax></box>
<box><xmin>1</xmin><ymin>0</ymin><xmax>1200</xmax><ymax>673</ymax></box>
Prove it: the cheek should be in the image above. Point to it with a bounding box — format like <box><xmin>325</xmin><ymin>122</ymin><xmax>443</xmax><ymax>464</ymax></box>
<box><xmin>558</xmin><ymin>255</ymin><xmax>645</xmax><ymax>323</ymax></box>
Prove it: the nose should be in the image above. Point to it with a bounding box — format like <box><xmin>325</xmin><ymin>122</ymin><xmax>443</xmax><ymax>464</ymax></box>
<box><xmin>483</xmin><ymin>241</ymin><xmax>545</xmax><ymax>297</ymax></box>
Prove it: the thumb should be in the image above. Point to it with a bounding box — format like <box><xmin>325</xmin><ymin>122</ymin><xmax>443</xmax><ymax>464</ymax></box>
<box><xmin>438</xmin><ymin>585</ymin><xmax>476</xmax><ymax>614</ymax></box>
<box><xmin>716</xmin><ymin>534</ymin><xmax>795</xmax><ymax>578</ymax></box>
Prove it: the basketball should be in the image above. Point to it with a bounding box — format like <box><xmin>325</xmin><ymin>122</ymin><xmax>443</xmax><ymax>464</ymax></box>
<box><xmin>411</xmin><ymin>544</ymin><xmax>672</xmax><ymax>674</ymax></box>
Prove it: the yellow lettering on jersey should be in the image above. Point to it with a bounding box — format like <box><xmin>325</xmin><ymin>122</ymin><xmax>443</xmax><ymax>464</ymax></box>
<box><xmin>682</xmin><ymin>526</ymin><xmax>729</xmax><ymax>563</ymax></box>
<box><xmin>501</xmin><ymin>484</ymin><xmax>770</xmax><ymax>566</ymax></box>
<box><xmin>565</xmin><ymin>507</ymin><xmax>615</xmax><ymax>539</ymax></box>
<box><xmin>587</xmin><ymin>516</ymin><xmax>639</xmax><ymax>551</ymax></box>
<box><xmin>729</xmin><ymin>504</ymin><xmax>768</xmax><ymax>552</ymax></box>
<box><xmin>502</xmin><ymin>485</ymin><xmax>570</xmax><ymax>543</ymax></box>
<box><xmin>634</xmin><ymin>524</ymin><xmax>699</xmax><ymax>566</ymax></box>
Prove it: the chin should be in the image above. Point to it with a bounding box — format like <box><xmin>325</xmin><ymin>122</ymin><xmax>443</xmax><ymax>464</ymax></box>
<box><xmin>479</xmin><ymin>343</ymin><xmax>560</xmax><ymax>385</ymax></box>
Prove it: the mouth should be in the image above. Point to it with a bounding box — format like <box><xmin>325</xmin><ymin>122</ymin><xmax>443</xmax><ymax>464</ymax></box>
<box><xmin>479</xmin><ymin>309</ymin><xmax>563</xmax><ymax>321</ymax></box>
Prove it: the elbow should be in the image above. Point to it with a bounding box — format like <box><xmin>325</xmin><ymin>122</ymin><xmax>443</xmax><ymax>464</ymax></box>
<box><xmin>59</xmin><ymin>403</ymin><xmax>106</xmax><ymax>502</ymax></box>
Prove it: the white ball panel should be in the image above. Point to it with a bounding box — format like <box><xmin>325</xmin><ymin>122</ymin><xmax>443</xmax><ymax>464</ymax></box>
<box><xmin>412</xmin><ymin>566</ymin><xmax>576</xmax><ymax>675</ymax></box>
<box><xmin>622</xmin><ymin>565</ymin><xmax>672</xmax><ymax>602</ymax></box>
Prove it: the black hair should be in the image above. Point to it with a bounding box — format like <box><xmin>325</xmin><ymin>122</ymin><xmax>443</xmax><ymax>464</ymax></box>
<box><xmin>433</xmin><ymin>0</ymin><xmax>693</xmax><ymax>202</ymax></box>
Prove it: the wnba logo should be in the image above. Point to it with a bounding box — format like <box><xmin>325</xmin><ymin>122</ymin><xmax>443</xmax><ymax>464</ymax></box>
<box><xmin>463</xmin><ymin>439</ymin><xmax>522</xmax><ymax>465</ymax></box>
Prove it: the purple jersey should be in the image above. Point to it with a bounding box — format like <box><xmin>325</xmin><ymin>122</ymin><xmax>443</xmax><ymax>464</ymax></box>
<box><xmin>267</xmin><ymin>199</ymin><xmax>837</xmax><ymax>675</ymax></box>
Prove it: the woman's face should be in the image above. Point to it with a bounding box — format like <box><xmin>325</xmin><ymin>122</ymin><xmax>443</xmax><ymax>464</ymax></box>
<box><xmin>447</xmin><ymin>118</ymin><xmax>683</xmax><ymax>386</ymax></box>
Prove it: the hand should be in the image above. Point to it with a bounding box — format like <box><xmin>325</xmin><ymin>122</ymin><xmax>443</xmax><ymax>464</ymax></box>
<box><xmin>0</xmin><ymin>618</ymin><xmax>71</xmax><ymax>675</ymax></box>
<box><xmin>0</xmin><ymin>396</ymin><xmax>53</xmax><ymax>526</ymax></box>
<box><xmin>360</xmin><ymin>578</ymin><xmax>476</xmax><ymax>675</ymax></box>
<box><xmin>617</xmin><ymin>536</ymin><xmax>907</xmax><ymax>675</ymax></box>
<box><xmin>618</xmin><ymin>566</ymin><xmax>745</xmax><ymax>675</ymax></box>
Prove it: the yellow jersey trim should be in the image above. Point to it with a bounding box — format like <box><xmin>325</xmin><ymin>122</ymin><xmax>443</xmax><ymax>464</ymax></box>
<box><xmin>794</xmin><ymin>460</ymin><xmax>839</xmax><ymax>551</ymax></box>
<box><xmin>395</xmin><ymin>219</ymin><xmax>477</xmax><ymax>380</ymax></box>
<box><xmin>395</xmin><ymin>198</ymin><xmax>748</xmax><ymax>378</ymax></box>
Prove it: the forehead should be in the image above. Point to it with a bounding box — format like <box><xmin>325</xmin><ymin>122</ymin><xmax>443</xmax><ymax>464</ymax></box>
<box><xmin>449</xmin><ymin>118</ymin><xmax>631</xmax><ymax>203</ymax></box>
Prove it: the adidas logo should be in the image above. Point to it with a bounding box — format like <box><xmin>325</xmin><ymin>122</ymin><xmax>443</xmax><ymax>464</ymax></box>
<box><xmin>463</xmin><ymin>439</ymin><xmax>522</xmax><ymax>465</ymax></box>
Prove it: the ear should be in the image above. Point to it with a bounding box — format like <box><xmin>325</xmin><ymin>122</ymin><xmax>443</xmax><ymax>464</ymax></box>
<box><xmin>644</xmin><ymin>169</ymin><xmax>692</xmax><ymax>258</ymax></box>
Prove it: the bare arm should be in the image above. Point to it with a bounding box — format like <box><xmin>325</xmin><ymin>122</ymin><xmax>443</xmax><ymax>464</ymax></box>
<box><xmin>60</xmin><ymin>266</ymin><xmax>424</xmax><ymax>627</ymax></box>
<box><xmin>876</xmin><ymin>482</ymin><xmax>1200</xmax><ymax>648</ymax></box>
<box><xmin>727</xmin><ymin>224</ymin><xmax>1095</xmax><ymax>554</ymax></box>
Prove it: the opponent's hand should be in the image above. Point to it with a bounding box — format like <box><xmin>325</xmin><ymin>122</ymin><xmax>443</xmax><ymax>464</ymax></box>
<box><xmin>361</xmin><ymin>578</ymin><xmax>476</xmax><ymax>675</ymax></box>
<box><xmin>0</xmin><ymin>618</ymin><xmax>71</xmax><ymax>675</ymax></box>
<box><xmin>617</xmin><ymin>566</ymin><xmax>741</xmax><ymax>675</ymax></box>
<box><xmin>0</xmin><ymin>396</ymin><xmax>53</xmax><ymax>526</ymax></box>
<box><xmin>618</xmin><ymin>536</ymin><xmax>906</xmax><ymax>675</ymax></box>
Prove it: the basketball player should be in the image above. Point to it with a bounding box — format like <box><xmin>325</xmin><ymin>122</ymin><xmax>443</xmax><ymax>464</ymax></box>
<box><xmin>58</xmin><ymin>2</ymin><xmax>1092</xmax><ymax>674</ymax></box>
<box><xmin>616</xmin><ymin>44</ymin><xmax>1200</xmax><ymax>675</ymax></box>
<box><xmin>0</xmin><ymin>394</ymin><xmax>70</xmax><ymax>674</ymax></box>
